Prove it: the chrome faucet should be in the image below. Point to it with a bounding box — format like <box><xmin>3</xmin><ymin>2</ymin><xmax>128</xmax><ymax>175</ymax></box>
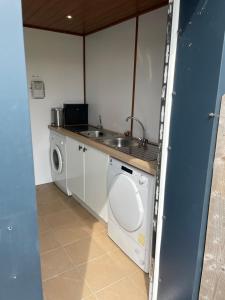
<box><xmin>97</xmin><ymin>115</ymin><xmax>103</xmax><ymax>130</ymax></box>
<box><xmin>126</xmin><ymin>116</ymin><xmax>148</xmax><ymax>147</ymax></box>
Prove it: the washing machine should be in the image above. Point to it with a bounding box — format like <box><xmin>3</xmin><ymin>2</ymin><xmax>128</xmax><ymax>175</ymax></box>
<box><xmin>107</xmin><ymin>158</ymin><xmax>155</xmax><ymax>273</ymax></box>
<box><xmin>50</xmin><ymin>131</ymin><xmax>71</xmax><ymax>196</ymax></box>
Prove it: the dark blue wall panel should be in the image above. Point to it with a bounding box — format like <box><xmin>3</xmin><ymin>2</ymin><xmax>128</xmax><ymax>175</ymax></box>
<box><xmin>0</xmin><ymin>1</ymin><xmax>43</xmax><ymax>299</ymax></box>
<box><xmin>158</xmin><ymin>1</ymin><xmax>225</xmax><ymax>299</ymax></box>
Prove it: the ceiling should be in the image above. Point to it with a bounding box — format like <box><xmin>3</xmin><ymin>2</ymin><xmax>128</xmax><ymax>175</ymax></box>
<box><xmin>22</xmin><ymin>0</ymin><xmax>168</xmax><ymax>36</ymax></box>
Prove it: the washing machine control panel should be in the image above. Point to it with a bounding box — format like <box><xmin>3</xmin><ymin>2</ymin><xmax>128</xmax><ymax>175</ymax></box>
<box><xmin>109</xmin><ymin>158</ymin><xmax>149</xmax><ymax>187</ymax></box>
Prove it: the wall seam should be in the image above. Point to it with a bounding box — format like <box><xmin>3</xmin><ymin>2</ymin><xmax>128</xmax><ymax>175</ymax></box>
<box><xmin>83</xmin><ymin>35</ymin><xmax>86</xmax><ymax>104</ymax></box>
<box><xmin>131</xmin><ymin>16</ymin><xmax>139</xmax><ymax>135</ymax></box>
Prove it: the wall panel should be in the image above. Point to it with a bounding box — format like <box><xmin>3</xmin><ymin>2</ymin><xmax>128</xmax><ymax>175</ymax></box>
<box><xmin>86</xmin><ymin>19</ymin><xmax>135</xmax><ymax>133</ymax></box>
<box><xmin>134</xmin><ymin>7</ymin><xmax>167</xmax><ymax>142</ymax></box>
<box><xmin>24</xmin><ymin>28</ymin><xmax>83</xmax><ymax>185</ymax></box>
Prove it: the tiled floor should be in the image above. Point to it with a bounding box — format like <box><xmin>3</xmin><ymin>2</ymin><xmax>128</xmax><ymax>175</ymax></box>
<box><xmin>37</xmin><ymin>183</ymin><xmax>149</xmax><ymax>300</ymax></box>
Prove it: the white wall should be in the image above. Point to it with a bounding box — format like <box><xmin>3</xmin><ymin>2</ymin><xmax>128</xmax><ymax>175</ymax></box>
<box><xmin>86</xmin><ymin>8</ymin><xmax>167</xmax><ymax>141</ymax></box>
<box><xmin>25</xmin><ymin>8</ymin><xmax>167</xmax><ymax>185</ymax></box>
<box><xmin>86</xmin><ymin>19</ymin><xmax>135</xmax><ymax>133</ymax></box>
<box><xmin>134</xmin><ymin>7</ymin><xmax>167</xmax><ymax>142</ymax></box>
<box><xmin>24</xmin><ymin>28</ymin><xmax>83</xmax><ymax>185</ymax></box>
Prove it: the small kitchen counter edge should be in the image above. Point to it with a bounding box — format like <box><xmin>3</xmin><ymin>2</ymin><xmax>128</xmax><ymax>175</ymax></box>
<box><xmin>49</xmin><ymin>126</ymin><xmax>157</xmax><ymax>176</ymax></box>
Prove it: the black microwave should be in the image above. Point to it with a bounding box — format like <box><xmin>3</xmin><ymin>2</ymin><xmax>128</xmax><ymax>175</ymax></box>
<box><xmin>63</xmin><ymin>104</ymin><xmax>88</xmax><ymax>126</ymax></box>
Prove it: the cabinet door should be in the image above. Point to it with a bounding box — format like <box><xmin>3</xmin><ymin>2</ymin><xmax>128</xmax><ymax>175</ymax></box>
<box><xmin>66</xmin><ymin>137</ymin><xmax>85</xmax><ymax>201</ymax></box>
<box><xmin>84</xmin><ymin>145</ymin><xmax>109</xmax><ymax>222</ymax></box>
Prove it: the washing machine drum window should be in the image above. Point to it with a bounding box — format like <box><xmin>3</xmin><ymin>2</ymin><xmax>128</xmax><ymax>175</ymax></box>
<box><xmin>109</xmin><ymin>174</ymin><xmax>144</xmax><ymax>232</ymax></box>
<box><xmin>51</xmin><ymin>145</ymin><xmax>63</xmax><ymax>174</ymax></box>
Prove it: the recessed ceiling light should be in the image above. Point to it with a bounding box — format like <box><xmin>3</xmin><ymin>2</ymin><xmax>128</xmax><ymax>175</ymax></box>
<box><xmin>66</xmin><ymin>15</ymin><xmax>72</xmax><ymax>19</ymax></box>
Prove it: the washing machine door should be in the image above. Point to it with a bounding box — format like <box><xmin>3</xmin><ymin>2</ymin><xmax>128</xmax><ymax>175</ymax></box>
<box><xmin>51</xmin><ymin>145</ymin><xmax>63</xmax><ymax>174</ymax></box>
<box><xmin>108</xmin><ymin>174</ymin><xmax>144</xmax><ymax>232</ymax></box>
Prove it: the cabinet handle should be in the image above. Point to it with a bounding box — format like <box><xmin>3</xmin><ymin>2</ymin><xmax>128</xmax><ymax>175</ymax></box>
<box><xmin>83</xmin><ymin>147</ymin><xmax>87</xmax><ymax>152</ymax></box>
<box><xmin>78</xmin><ymin>145</ymin><xmax>83</xmax><ymax>151</ymax></box>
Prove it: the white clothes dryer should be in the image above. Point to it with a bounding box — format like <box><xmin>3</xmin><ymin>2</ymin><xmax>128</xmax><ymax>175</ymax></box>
<box><xmin>107</xmin><ymin>158</ymin><xmax>155</xmax><ymax>273</ymax></box>
<box><xmin>50</xmin><ymin>131</ymin><xmax>71</xmax><ymax>196</ymax></box>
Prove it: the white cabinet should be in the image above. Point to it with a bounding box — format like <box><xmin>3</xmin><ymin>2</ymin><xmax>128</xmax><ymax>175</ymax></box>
<box><xmin>66</xmin><ymin>137</ymin><xmax>85</xmax><ymax>201</ymax></box>
<box><xmin>85</xmin><ymin>145</ymin><xmax>109</xmax><ymax>222</ymax></box>
<box><xmin>66</xmin><ymin>137</ymin><xmax>109</xmax><ymax>222</ymax></box>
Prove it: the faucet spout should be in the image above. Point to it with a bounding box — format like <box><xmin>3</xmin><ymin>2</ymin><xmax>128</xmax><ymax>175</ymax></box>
<box><xmin>97</xmin><ymin>115</ymin><xmax>103</xmax><ymax>130</ymax></box>
<box><xmin>126</xmin><ymin>116</ymin><xmax>148</xmax><ymax>147</ymax></box>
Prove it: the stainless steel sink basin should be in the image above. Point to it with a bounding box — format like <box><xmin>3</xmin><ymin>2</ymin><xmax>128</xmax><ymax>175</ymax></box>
<box><xmin>80</xmin><ymin>130</ymin><xmax>105</xmax><ymax>138</ymax></box>
<box><xmin>80</xmin><ymin>129</ymin><xmax>121</xmax><ymax>139</ymax></box>
<box><xmin>102</xmin><ymin>137</ymin><xmax>139</xmax><ymax>148</ymax></box>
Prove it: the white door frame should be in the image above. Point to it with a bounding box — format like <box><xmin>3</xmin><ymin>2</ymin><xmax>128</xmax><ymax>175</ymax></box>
<box><xmin>150</xmin><ymin>0</ymin><xmax>180</xmax><ymax>299</ymax></box>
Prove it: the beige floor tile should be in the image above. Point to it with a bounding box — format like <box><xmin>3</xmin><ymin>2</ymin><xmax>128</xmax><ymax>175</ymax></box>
<box><xmin>96</xmin><ymin>278</ymin><xmax>148</xmax><ymax>300</ymax></box>
<box><xmin>41</xmin><ymin>247</ymin><xmax>73</xmax><ymax>281</ymax></box>
<box><xmin>39</xmin><ymin>231</ymin><xmax>60</xmax><ymax>253</ymax></box>
<box><xmin>65</xmin><ymin>237</ymin><xmax>105</xmax><ymax>265</ymax></box>
<box><xmin>36</xmin><ymin>183</ymin><xmax>67</xmax><ymax>203</ymax></box>
<box><xmin>37</xmin><ymin>198</ymin><xmax>67</xmax><ymax>216</ymax></box>
<box><xmin>62</xmin><ymin>198</ymin><xmax>95</xmax><ymax>220</ymax></box>
<box><xmin>108</xmin><ymin>248</ymin><xmax>140</xmax><ymax>277</ymax></box>
<box><xmin>36</xmin><ymin>183</ymin><xmax>55</xmax><ymax>194</ymax></box>
<box><xmin>43</xmin><ymin>268</ymin><xmax>92</xmax><ymax>300</ymax></box>
<box><xmin>81</xmin><ymin>217</ymin><xmax>107</xmax><ymax>236</ymax></box>
<box><xmin>45</xmin><ymin>209</ymin><xmax>82</xmax><ymax>229</ymax></box>
<box><xmin>53</xmin><ymin>224</ymin><xmax>90</xmax><ymax>246</ymax></box>
<box><xmin>84</xmin><ymin>296</ymin><xmax>97</xmax><ymax>300</ymax></box>
<box><xmin>92</xmin><ymin>232</ymin><xmax>118</xmax><ymax>253</ymax></box>
<box><xmin>38</xmin><ymin>216</ymin><xmax>50</xmax><ymax>233</ymax></box>
<box><xmin>128</xmin><ymin>270</ymin><xmax>150</xmax><ymax>297</ymax></box>
<box><xmin>78</xmin><ymin>254</ymin><xmax>125</xmax><ymax>292</ymax></box>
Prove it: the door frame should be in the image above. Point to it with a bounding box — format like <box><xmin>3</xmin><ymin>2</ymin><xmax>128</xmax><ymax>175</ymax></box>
<box><xmin>152</xmin><ymin>0</ymin><xmax>225</xmax><ymax>299</ymax></box>
<box><xmin>150</xmin><ymin>0</ymin><xmax>180</xmax><ymax>299</ymax></box>
<box><xmin>0</xmin><ymin>1</ymin><xmax>43</xmax><ymax>299</ymax></box>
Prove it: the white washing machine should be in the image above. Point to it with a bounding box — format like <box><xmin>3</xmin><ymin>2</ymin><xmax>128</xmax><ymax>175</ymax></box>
<box><xmin>107</xmin><ymin>158</ymin><xmax>155</xmax><ymax>273</ymax></box>
<box><xmin>50</xmin><ymin>131</ymin><xmax>71</xmax><ymax>196</ymax></box>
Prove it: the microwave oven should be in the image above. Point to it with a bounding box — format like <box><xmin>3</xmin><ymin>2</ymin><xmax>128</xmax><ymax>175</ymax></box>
<box><xmin>63</xmin><ymin>104</ymin><xmax>88</xmax><ymax>126</ymax></box>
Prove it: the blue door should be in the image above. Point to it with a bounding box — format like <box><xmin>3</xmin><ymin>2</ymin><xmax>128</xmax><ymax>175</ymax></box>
<box><xmin>0</xmin><ymin>1</ymin><xmax>43</xmax><ymax>299</ymax></box>
<box><xmin>157</xmin><ymin>0</ymin><xmax>225</xmax><ymax>299</ymax></box>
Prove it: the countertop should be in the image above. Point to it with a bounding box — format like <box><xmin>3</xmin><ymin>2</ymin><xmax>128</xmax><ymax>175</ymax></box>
<box><xmin>49</xmin><ymin>126</ymin><xmax>158</xmax><ymax>176</ymax></box>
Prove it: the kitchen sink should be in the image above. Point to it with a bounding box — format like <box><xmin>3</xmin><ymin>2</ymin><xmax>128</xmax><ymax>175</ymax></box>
<box><xmin>80</xmin><ymin>129</ymin><xmax>120</xmax><ymax>139</ymax></box>
<box><xmin>80</xmin><ymin>130</ymin><xmax>105</xmax><ymax>138</ymax></box>
<box><xmin>102</xmin><ymin>137</ymin><xmax>139</xmax><ymax>148</ymax></box>
<box><xmin>80</xmin><ymin>130</ymin><xmax>139</xmax><ymax>148</ymax></box>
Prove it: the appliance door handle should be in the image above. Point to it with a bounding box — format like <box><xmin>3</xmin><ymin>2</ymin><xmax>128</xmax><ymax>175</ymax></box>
<box><xmin>78</xmin><ymin>145</ymin><xmax>83</xmax><ymax>151</ymax></box>
<box><xmin>83</xmin><ymin>147</ymin><xmax>87</xmax><ymax>152</ymax></box>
